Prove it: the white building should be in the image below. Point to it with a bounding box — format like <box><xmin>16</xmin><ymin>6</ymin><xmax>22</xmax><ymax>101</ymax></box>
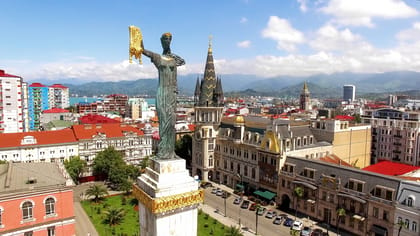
<box><xmin>395</xmin><ymin>181</ymin><xmax>420</xmax><ymax>236</ymax></box>
<box><xmin>0</xmin><ymin>69</ymin><xmax>27</xmax><ymax>133</ymax></box>
<box><xmin>343</xmin><ymin>84</ymin><xmax>356</xmax><ymax>103</ymax></box>
<box><xmin>0</xmin><ymin>129</ymin><xmax>78</xmax><ymax>162</ymax></box>
<box><xmin>48</xmin><ymin>84</ymin><xmax>70</xmax><ymax>109</ymax></box>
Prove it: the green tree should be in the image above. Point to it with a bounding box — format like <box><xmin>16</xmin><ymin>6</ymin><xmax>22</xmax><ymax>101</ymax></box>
<box><xmin>293</xmin><ymin>186</ymin><xmax>304</xmax><ymax>219</ymax></box>
<box><xmin>224</xmin><ymin>225</ymin><xmax>243</xmax><ymax>236</ymax></box>
<box><xmin>396</xmin><ymin>219</ymin><xmax>408</xmax><ymax>236</ymax></box>
<box><xmin>92</xmin><ymin>146</ymin><xmax>125</xmax><ymax>176</ymax></box>
<box><xmin>64</xmin><ymin>156</ymin><xmax>87</xmax><ymax>184</ymax></box>
<box><xmin>336</xmin><ymin>207</ymin><xmax>346</xmax><ymax>236</ymax></box>
<box><xmin>103</xmin><ymin>207</ymin><xmax>125</xmax><ymax>226</ymax></box>
<box><xmin>85</xmin><ymin>184</ymin><xmax>108</xmax><ymax>202</ymax></box>
<box><xmin>0</xmin><ymin>160</ymin><xmax>7</xmax><ymax>164</ymax></box>
<box><xmin>175</xmin><ymin>134</ymin><xmax>192</xmax><ymax>167</ymax></box>
<box><xmin>140</xmin><ymin>156</ymin><xmax>150</xmax><ymax>173</ymax></box>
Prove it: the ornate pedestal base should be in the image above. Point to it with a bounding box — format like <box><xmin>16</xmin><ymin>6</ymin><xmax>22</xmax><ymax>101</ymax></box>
<box><xmin>133</xmin><ymin>157</ymin><xmax>203</xmax><ymax>236</ymax></box>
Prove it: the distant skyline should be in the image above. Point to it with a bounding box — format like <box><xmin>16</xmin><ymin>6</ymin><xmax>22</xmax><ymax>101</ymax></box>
<box><xmin>1</xmin><ymin>0</ymin><xmax>420</xmax><ymax>82</ymax></box>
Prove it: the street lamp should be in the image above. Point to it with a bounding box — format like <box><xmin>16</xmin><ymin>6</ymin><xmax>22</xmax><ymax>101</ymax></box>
<box><xmin>236</xmin><ymin>173</ymin><xmax>243</xmax><ymax>227</ymax></box>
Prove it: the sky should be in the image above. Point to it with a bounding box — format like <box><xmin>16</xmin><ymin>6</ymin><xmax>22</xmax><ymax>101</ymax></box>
<box><xmin>1</xmin><ymin>0</ymin><xmax>420</xmax><ymax>83</ymax></box>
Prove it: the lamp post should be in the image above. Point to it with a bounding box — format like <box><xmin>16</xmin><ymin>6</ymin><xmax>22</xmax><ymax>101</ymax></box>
<box><xmin>236</xmin><ymin>173</ymin><xmax>243</xmax><ymax>227</ymax></box>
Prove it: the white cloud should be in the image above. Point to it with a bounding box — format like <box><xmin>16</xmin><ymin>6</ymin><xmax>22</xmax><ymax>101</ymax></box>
<box><xmin>396</xmin><ymin>21</ymin><xmax>420</xmax><ymax>42</ymax></box>
<box><xmin>261</xmin><ymin>16</ymin><xmax>305</xmax><ymax>52</ymax></box>
<box><xmin>310</xmin><ymin>24</ymin><xmax>372</xmax><ymax>52</ymax></box>
<box><xmin>240</xmin><ymin>17</ymin><xmax>248</xmax><ymax>23</ymax></box>
<box><xmin>320</xmin><ymin>0</ymin><xmax>418</xmax><ymax>27</ymax></box>
<box><xmin>237</xmin><ymin>40</ymin><xmax>251</xmax><ymax>48</ymax></box>
<box><xmin>297</xmin><ymin>0</ymin><xmax>308</xmax><ymax>12</ymax></box>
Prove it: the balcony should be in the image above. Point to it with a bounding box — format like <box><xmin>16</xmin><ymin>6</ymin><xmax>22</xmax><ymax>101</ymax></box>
<box><xmin>393</xmin><ymin>150</ymin><xmax>401</xmax><ymax>154</ymax></box>
<box><xmin>393</xmin><ymin>134</ymin><xmax>403</xmax><ymax>138</ymax></box>
<box><xmin>393</xmin><ymin>142</ymin><xmax>402</xmax><ymax>146</ymax></box>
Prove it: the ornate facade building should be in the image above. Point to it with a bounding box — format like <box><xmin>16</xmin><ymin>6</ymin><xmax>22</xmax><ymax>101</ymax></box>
<box><xmin>278</xmin><ymin>156</ymin><xmax>419</xmax><ymax>236</ymax></box>
<box><xmin>191</xmin><ymin>40</ymin><xmax>224</xmax><ymax>182</ymax></box>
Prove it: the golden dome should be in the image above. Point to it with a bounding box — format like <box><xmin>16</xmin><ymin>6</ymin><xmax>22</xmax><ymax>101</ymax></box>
<box><xmin>234</xmin><ymin>115</ymin><xmax>245</xmax><ymax>124</ymax></box>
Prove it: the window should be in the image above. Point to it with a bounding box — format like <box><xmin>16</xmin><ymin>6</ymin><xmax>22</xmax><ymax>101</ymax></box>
<box><xmin>383</xmin><ymin>210</ymin><xmax>389</xmax><ymax>221</ymax></box>
<box><xmin>22</xmin><ymin>201</ymin><xmax>33</xmax><ymax>220</ymax></box>
<box><xmin>412</xmin><ymin>221</ymin><xmax>417</xmax><ymax>232</ymax></box>
<box><xmin>45</xmin><ymin>197</ymin><xmax>55</xmax><ymax>215</ymax></box>
<box><xmin>24</xmin><ymin>231</ymin><xmax>33</xmax><ymax>236</ymax></box>
<box><xmin>373</xmin><ymin>207</ymin><xmax>379</xmax><ymax>218</ymax></box>
<box><xmin>47</xmin><ymin>226</ymin><xmax>55</xmax><ymax>236</ymax></box>
<box><xmin>407</xmin><ymin>197</ymin><xmax>414</xmax><ymax>207</ymax></box>
<box><xmin>405</xmin><ymin>219</ymin><xmax>410</xmax><ymax>229</ymax></box>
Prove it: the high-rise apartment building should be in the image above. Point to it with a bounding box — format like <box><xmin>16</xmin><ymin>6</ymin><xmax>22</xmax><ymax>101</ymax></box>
<box><xmin>48</xmin><ymin>84</ymin><xmax>69</xmax><ymax>109</ymax></box>
<box><xmin>28</xmin><ymin>83</ymin><xmax>49</xmax><ymax>130</ymax></box>
<box><xmin>0</xmin><ymin>70</ymin><xmax>26</xmax><ymax>133</ymax></box>
<box><xmin>362</xmin><ymin>108</ymin><xmax>420</xmax><ymax>166</ymax></box>
<box><xmin>343</xmin><ymin>84</ymin><xmax>356</xmax><ymax>102</ymax></box>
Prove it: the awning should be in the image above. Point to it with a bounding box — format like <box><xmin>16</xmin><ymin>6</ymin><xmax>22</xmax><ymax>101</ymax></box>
<box><xmin>337</xmin><ymin>193</ymin><xmax>367</xmax><ymax>204</ymax></box>
<box><xmin>236</xmin><ymin>184</ymin><xmax>244</xmax><ymax>190</ymax></box>
<box><xmin>292</xmin><ymin>180</ymin><xmax>317</xmax><ymax>190</ymax></box>
<box><xmin>371</xmin><ymin>225</ymin><xmax>387</xmax><ymax>235</ymax></box>
<box><xmin>254</xmin><ymin>190</ymin><xmax>276</xmax><ymax>200</ymax></box>
<box><xmin>353</xmin><ymin>214</ymin><xmax>366</xmax><ymax>221</ymax></box>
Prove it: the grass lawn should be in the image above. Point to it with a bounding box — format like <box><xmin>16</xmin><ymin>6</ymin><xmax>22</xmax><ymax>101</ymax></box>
<box><xmin>197</xmin><ymin>209</ymin><xmax>230</xmax><ymax>236</ymax></box>
<box><xmin>82</xmin><ymin>194</ymin><xmax>238</xmax><ymax>236</ymax></box>
<box><xmin>81</xmin><ymin>195</ymin><xmax>140</xmax><ymax>236</ymax></box>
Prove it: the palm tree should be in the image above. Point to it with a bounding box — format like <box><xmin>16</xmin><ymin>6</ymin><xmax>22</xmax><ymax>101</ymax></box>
<box><xmin>293</xmin><ymin>186</ymin><xmax>304</xmax><ymax>219</ymax></box>
<box><xmin>336</xmin><ymin>207</ymin><xmax>346</xmax><ymax>236</ymax></box>
<box><xmin>224</xmin><ymin>225</ymin><xmax>243</xmax><ymax>236</ymax></box>
<box><xmin>85</xmin><ymin>184</ymin><xmax>108</xmax><ymax>202</ymax></box>
<box><xmin>396</xmin><ymin>220</ymin><xmax>408</xmax><ymax>236</ymax></box>
<box><xmin>103</xmin><ymin>207</ymin><xmax>125</xmax><ymax>226</ymax></box>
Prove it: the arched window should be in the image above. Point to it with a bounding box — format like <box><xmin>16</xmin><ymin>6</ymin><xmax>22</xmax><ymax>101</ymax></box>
<box><xmin>406</xmin><ymin>196</ymin><xmax>414</xmax><ymax>207</ymax></box>
<box><xmin>22</xmin><ymin>201</ymin><xmax>33</xmax><ymax>220</ymax></box>
<box><xmin>45</xmin><ymin>197</ymin><xmax>56</xmax><ymax>215</ymax></box>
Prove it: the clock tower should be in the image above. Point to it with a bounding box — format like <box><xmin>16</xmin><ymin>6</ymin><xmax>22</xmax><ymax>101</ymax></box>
<box><xmin>191</xmin><ymin>38</ymin><xmax>224</xmax><ymax>182</ymax></box>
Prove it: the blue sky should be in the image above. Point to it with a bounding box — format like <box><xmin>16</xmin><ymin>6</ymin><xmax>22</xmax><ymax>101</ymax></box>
<box><xmin>1</xmin><ymin>0</ymin><xmax>420</xmax><ymax>82</ymax></box>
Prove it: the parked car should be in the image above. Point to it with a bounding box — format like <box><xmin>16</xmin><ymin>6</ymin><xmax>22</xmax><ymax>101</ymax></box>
<box><xmin>283</xmin><ymin>217</ymin><xmax>294</xmax><ymax>227</ymax></box>
<box><xmin>211</xmin><ymin>188</ymin><xmax>219</xmax><ymax>194</ymax></box>
<box><xmin>273</xmin><ymin>216</ymin><xmax>283</xmax><ymax>225</ymax></box>
<box><xmin>249</xmin><ymin>203</ymin><xmax>257</xmax><ymax>211</ymax></box>
<box><xmin>241</xmin><ymin>200</ymin><xmax>250</xmax><ymax>209</ymax></box>
<box><xmin>292</xmin><ymin>221</ymin><xmax>304</xmax><ymax>231</ymax></box>
<box><xmin>216</xmin><ymin>189</ymin><xmax>224</xmax><ymax>196</ymax></box>
<box><xmin>200</xmin><ymin>182</ymin><xmax>213</xmax><ymax>188</ymax></box>
<box><xmin>301</xmin><ymin>226</ymin><xmax>312</xmax><ymax>236</ymax></box>
<box><xmin>257</xmin><ymin>207</ymin><xmax>266</xmax><ymax>216</ymax></box>
<box><xmin>233</xmin><ymin>197</ymin><xmax>242</xmax><ymax>204</ymax></box>
<box><xmin>265</xmin><ymin>210</ymin><xmax>277</xmax><ymax>219</ymax></box>
<box><xmin>311</xmin><ymin>229</ymin><xmax>323</xmax><ymax>236</ymax></box>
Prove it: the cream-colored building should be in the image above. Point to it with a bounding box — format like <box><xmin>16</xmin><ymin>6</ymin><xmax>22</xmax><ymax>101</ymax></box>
<box><xmin>310</xmin><ymin>119</ymin><xmax>371</xmax><ymax>168</ymax></box>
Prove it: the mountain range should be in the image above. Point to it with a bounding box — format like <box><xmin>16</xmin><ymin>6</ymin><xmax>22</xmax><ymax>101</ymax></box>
<box><xmin>28</xmin><ymin>71</ymin><xmax>420</xmax><ymax>99</ymax></box>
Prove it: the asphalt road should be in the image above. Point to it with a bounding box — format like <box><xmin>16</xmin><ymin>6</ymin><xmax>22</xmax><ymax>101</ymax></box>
<box><xmin>203</xmin><ymin>187</ymin><xmax>294</xmax><ymax>236</ymax></box>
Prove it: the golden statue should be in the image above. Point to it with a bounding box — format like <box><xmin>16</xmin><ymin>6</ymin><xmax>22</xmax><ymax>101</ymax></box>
<box><xmin>129</xmin><ymin>25</ymin><xmax>143</xmax><ymax>64</ymax></box>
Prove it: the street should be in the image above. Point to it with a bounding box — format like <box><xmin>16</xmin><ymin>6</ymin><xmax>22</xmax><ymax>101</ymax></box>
<box><xmin>204</xmin><ymin>186</ymin><xmax>294</xmax><ymax>236</ymax></box>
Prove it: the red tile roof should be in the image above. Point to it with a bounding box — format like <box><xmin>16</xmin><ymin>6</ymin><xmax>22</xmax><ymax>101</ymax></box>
<box><xmin>335</xmin><ymin>115</ymin><xmax>355</xmax><ymax>121</ymax></box>
<box><xmin>363</xmin><ymin>161</ymin><xmax>420</xmax><ymax>176</ymax></box>
<box><xmin>49</xmin><ymin>84</ymin><xmax>68</xmax><ymax>89</ymax></box>
<box><xmin>319</xmin><ymin>154</ymin><xmax>353</xmax><ymax>167</ymax></box>
<box><xmin>79</xmin><ymin>114</ymin><xmax>120</xmax><ymax>124</ymax></box>
<box><xmin>0</xmin><ymin>129</ymin><xmax>77</xmax><ymax>148</ymax></box>
<box><xmin>29</xmin><ymin>82</ymin><xmax>47</xmax><ymax>87</ymax></box>
<box><xmin>43</xmin><ymin>108</ymin><xmax>70</xmax><ymax>113</ymax></box>
<box><xmin>0</xmin><ymin>69</ymin><xmax>20</xmax><ymax>78</ymax></box>
<box><xmin>71</xmin><ymin>123</ymin><xmax>144</xmax><ymax>140</ymax></box>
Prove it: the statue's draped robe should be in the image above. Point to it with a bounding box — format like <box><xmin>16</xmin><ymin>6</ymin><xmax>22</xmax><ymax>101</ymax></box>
<box><xmin>147</xmin><ymin>51</ymin><xmax>185</xmax><ymax>159</ymax></box>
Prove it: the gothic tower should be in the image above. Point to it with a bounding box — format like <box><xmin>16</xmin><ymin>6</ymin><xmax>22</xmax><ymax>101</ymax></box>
<box><xmin>192</xmin><ymin>38</ymin><xmax>224</xmax><ymax>182</ymax></box>
<box><xmin>300</xmin><ymin>81</ymin><xmax>311</xmax><ymax>111</ymax></box>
